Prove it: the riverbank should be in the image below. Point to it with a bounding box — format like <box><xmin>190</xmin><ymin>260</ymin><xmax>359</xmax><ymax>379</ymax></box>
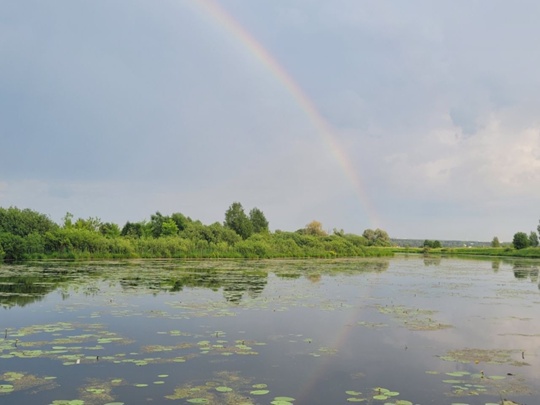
<box><xmin>393</xmin><ymin>246</ymin><xmax>540</xmax><ymax>258</ymax></box>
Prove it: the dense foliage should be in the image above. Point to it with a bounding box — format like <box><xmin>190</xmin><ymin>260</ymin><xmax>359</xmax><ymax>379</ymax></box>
<box><xmin>0</xmin><ymin>204</ymin><xmax>393</xmax><ymax>262</ymax></box>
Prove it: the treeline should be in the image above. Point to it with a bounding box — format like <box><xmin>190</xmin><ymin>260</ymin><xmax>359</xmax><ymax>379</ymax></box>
<box><xmin>0</xmin><ymin>204</ymin><xmax>393</xmax><ymax>262</ymax></box>
<box><xmin>491</xmin><ymin>220</ymin><xmax>540</xmax><ymax>250</ymax></box>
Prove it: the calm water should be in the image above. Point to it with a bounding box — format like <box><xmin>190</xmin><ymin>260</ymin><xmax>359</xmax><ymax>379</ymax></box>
<box><xmin>0</xmin><ymin>256</ymin><xmax>539</xmax><ymax>405</ymax></box>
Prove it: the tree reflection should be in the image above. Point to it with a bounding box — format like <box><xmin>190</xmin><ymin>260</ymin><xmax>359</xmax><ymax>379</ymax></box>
<box><xmin>423</xmin><ymin>256</ymin><xmax>441</xmax><ymax>266</ymax></box>
<box><xmin>512</xmin><ymin>263</ymin><xmax>540</xmax><ymax>285</ymax></box>
<box><xmin>1</xmin><ymin>259</ymin><xmax>394</xmax><ymax>307</ymax></box>
<box><xmin>491</xmin><ymin>260</ymin><xmax>500</xmax><ymax>272</ymax></box>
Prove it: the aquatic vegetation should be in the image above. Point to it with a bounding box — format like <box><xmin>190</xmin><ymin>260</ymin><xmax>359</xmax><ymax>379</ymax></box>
<box><xmin>376</xmin><ymin>304</ymin><xmax>452</xmax><ymax>331</ymax></box>
<box><xmin>0</xmin><ymin>371</ymin><xmax>57</xmax><ymax>394</ymax></box>
<box><xmin>0</xmin><ymin>257</ymin><xmax>539</xmax><ymax>404</ymax></box>
<box><xmin>439</xmin><ymin>349</ymin><xmax>530</xmax><ymax>366</ymax></box>
<box><xmin>345</xmin><ymin>387</ymin><xmax>410</xmax><ymax>403</ymax></box>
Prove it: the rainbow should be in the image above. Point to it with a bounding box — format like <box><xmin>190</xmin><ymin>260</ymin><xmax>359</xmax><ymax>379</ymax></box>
<box><xmin>185</xmin><ymin>4</ymin><xmax>380</xmax><ymax>398</ymax></box>
<box><xmin>190</xmin><ymin>0</ymin><xmax>380</xmax><ymax>229</ymax></box>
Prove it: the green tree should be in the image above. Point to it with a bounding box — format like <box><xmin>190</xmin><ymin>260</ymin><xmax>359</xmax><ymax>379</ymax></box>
<box><xmin>333</xmin><ymin>228</ymin><xmax>345</xmax><ymax>237</ymax></box>
<box><xmin>491</xmin><ymin>236</ymin><xmax>500</xmax><ymax>247</ymax></box>
<box><xmin>99</xmin><ymin>222</ymin><xmax>121</xmax><ymax>238</ymax></box>
<box><xmin>363</xmin><ymin>228</ymin><xmax>391</xmax><ymax>246</ymax></box>
<box><xmin>74</xmin><ymin>217</ymin><xmax>102</xmax><ymax>232</ymax></box>
<box><xmin>249</xmin><ymin>208</ymin><xmax>269</xmax><ymax>234</ymax></box>
<box><xmin>0</xmin><ymin>232</ymin><xmax>26</xmax><ymax>261</ymax></box>
<box><xmin>161</xmin><ymin>219</ymin><xmax>179</xmax><ymax>236</ymax></box>
<box><xmin>513</xmin><ymin>232</ymin><xmax>530</xmax><ymax>250</ymax></box>
<box><xmin>121</xmin><ymin>221</ymin><xmax>149</xmax><ymax>238</ymax></box>
<box><xmin>529</xmin><ymin>231</ymin><xmax>539</xmax><ymax>247</ymax></box>
<box><xmin>62</xmin><ymin>212</ymin><xmax>74</xmax><ymax>228</ymax></box>
<box><xmin>423</xmin><ymin>240</ymin><xmax>441</xmax><ymax>248</ymax></box>
<box><xmin>0</xmin><ymin>206</ymin><xmax>58</xmax><ymax>236</ymax></box>
<box><xmin>224</xmin><ymin>202</ymin><xmax>253</xmax><ymax>239</ymax></box>
<box><xmin>150</xmin><ymin>212</ymin><xmax>166</xmax><ymax>238</ymax></box>
<box><xmin>171</xmin><ymin>213</ymin><xmax>190</xmax><ymax>231</ymax></box>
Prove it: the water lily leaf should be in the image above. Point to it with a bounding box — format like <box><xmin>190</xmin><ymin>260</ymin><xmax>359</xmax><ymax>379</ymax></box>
<box><xmin>0</xmin><ymin>384</ymin><xmax>14</xmax><ymax>393</ymax></box>
<box><xmin>373</xmin><ymin>394</ymin><xmax>388</xmax><ymax>400</ymax></box>
<box><xmin>186</xmin><ymin>399</ymin><xmax>208</xmax><ymax>404</ymax></box>
<box><xmin>273</xmin><ymin>397</ymin><xmax>295</xmax><ymax>402</ymax></box>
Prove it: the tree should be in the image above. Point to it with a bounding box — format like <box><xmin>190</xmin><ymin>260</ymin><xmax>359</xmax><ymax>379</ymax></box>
<box><xmin>423</xmin><ymin>240</ymin><xmax>441</xmax><ymax>248</ymax></box>
<box><xmin>99</xmin><ymin>222</ymin><xmax>121</xmax><ymax>238</ymax></box>
<box><xmin>121</xmin><ymin>221</ymin><xmax>148</xmax><ymax>238</ymax></box>
<box><xmin>161</xmin><ymin>219</ymin><xmax>179</xmax><ymax>236</ymax></box>
<box><xmin>0</xmin><ymin>206</ymin><xmax>58</xmax><ymax>236</ymax></box>
<box><xmin>363</xmin><ymin>228</ymin><xmax>391</xmax><ymax>246</ymax></box>
<box><xmin>171</xmin><ymin>213</ymin><xmax>190</xmax><ymax>232</ymax></box>
<box><xmin>304</xmin><ymin>220</ymin><xmax>327</xmax><ymax>236</ymax></box>
<box><xmin>74</xmin><ymin>217</ymin><xmax>102</xmax><ymax>232</ymax></box>
<box><xmin>0</xmin><ymin>232</ymin><xmax>26</xmax><ymax>261</ymax></box>
<box><xmin>224</xmin><ymin>202</ymin><xmax>253</xmax><ymax>239</ymax></box>
<box><xmin>529</xmin><ymin>231</ymin><xmax>539</xmax><ymax>247</ymax></box>
<box><xmin>150</xmin><ymin>212</ymin><xmax>166</xmax><ymax>238</ymax></box>
<box><xmin>62</xmin><ymin>212</ymin><xmax>74</xmax><ymax>228</ymax></box>
<box><xmin>333</xmin><ymin>228</ymin><xmax>345</xmax><ymax>237</ymax></box>
<box><xmin>491</xmin><ymin>236</ymin><xmax>500</xmax><ymax>247</ymax></box>
<box><xmin>512</xmin><ymin>232</ymin><xmax>530</xmax><ymax>250</ymax></box>
<box><xmin>249</xmin><ymin>208</ymin><xmax>269</xmax><ymax>234</ymax></box>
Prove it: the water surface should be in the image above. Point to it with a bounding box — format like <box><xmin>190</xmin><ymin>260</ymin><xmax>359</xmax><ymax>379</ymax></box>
<box><xmin>0</xmin><ymin>256</ymin><xmax>539</xmax><ymax>405</ymax></box>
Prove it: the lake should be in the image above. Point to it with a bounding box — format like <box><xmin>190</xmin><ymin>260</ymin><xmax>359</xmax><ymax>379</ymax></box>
<box><xmin>0</xmin><ymin>256</ymin><xmax>539</xmax><ymax>405</ymax></box>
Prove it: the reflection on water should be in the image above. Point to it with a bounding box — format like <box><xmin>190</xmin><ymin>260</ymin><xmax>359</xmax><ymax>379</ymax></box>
<box><xmin>492</xmin><ymin>259</ymin><xmax>500</xmax><ymax>271</ymax></box>
<box><xmin>423</xmin><ymin>256</ymin><xmax>441</xmax><ymax>266</ymax></box>
<box><xmin>0</xmin><ymin>257</ymin><xmax>538</xmax><ymax>405</ymax></box>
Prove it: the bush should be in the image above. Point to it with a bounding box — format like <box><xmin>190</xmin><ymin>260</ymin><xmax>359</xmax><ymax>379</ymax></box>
<box><xmin>0</xmin><ymin>232</ymin><xmax>27</xmax><ymax>261</ymax></box>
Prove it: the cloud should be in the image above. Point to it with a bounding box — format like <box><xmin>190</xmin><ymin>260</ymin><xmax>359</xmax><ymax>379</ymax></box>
<box><xmin>2</xmin><ymin>1</ymin><xmax>540</xmax><ymax>240</ymax></box>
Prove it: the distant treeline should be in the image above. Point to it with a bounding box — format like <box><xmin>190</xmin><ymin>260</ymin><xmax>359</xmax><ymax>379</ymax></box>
<box><xmin>0</xmin><ymin>204</ymin><xmax>393</xmax><ymax>262</ymax></box>
<box><xmin>393</xmin><ymin>246</ymin><xmax>540</xmax><ymax>259</ymax></box>
<box><xmin>391</xmin><ymin>239</ymin><xmax>491</xmax><ymax>248</ymax></box>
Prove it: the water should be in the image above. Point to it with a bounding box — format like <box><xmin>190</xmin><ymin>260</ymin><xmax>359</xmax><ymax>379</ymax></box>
<box><xmin>0</xmin><ymin>256</ymin><xmax>538</xmax><ymax>405</ymax></box>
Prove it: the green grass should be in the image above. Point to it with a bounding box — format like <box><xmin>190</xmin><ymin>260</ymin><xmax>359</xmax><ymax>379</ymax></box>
<box><xmin>393</xmin><ymin>246</ymin><xmax>540</xmax><ymax>258</ymax></box>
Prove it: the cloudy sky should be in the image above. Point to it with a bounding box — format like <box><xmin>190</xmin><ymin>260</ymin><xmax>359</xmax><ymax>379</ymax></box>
<box><xmin>1</xmin><ymin>1</ymin><xmax>540</xmax><ymax>241</ymax></box>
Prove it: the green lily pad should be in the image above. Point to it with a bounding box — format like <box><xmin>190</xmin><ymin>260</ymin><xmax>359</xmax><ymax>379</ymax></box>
<box><xmin>0</xmin><ymin>384</ymin><xmax>14</xmax><ymax>393</ymax></box>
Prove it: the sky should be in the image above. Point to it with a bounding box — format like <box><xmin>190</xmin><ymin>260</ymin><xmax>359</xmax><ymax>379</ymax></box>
<box><xmin>1</xmin><ymin>1</ymin><xmax>540</xmax><ymax>242</ymax></box>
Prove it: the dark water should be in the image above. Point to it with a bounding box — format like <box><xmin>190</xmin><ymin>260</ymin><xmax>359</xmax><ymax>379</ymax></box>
<box><xmin>0</xmin><ymin>257</ymin><xmax>539</xmax><ymax>405</ymax></box>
